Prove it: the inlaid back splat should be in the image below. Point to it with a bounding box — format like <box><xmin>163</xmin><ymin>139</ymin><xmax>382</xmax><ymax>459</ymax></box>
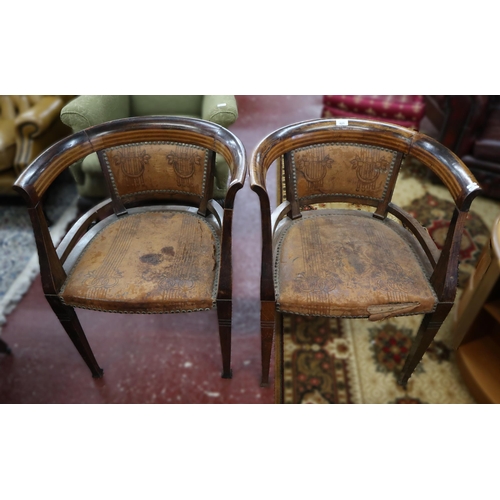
<box><xmin>285</xmin><ymin>142</ymin><xmax>405</xmax><ymax>219</ymax></box>
<box><xmin>98</xmin><ymin>142</ymin><xmax>212</xmax><ymax>211</ymax></box>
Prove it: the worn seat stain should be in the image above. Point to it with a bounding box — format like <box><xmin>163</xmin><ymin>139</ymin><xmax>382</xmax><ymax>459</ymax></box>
<box><xmin>275</xmin><ymin>212</ymin><xmax>437</xmax><ymax>318</ymax></box>
<box><xmin>60</xmin><ymin>210</ymin><xmax>219</xmax><ymax>313</ymax></box>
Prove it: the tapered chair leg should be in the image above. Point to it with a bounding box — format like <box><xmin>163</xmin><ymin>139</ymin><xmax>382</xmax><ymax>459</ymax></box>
<box><xmin>398</xmin><ymin>303</ymin><xmax>453</xmax><ymax>387</ymax></box>
<box><xmin>217</xmin><ymin>299</ymin><xmax>232</xmax><ymax>379</ymax></box>
<box><xmin>260</xmin><ymin>301</ymin><xmax>276</xmax><ymax>387</ymax></box>
<box><xmin>47</xmin><ymin>297</ymin><xmax>103</xmax><ymax>378</ymax></box>
<box><xmin>274</xmin><ymin>311</ymin><xmax>284</xmax><ymax>403</ymax></box>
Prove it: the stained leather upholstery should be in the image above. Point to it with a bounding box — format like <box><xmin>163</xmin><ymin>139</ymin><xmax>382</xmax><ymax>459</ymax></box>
<box><xmin>61</xmin><ymin>210</ymin><xmax>220</xmax><ymax>313</ymax></box>
<box><xmin>275</xmin><ymin>211</ymin><xmax>437</xmax><ymax>320</ymax></box>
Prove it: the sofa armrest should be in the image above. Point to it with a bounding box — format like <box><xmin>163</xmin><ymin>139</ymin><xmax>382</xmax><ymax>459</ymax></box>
<box><xmin>60</xmin><ymin>95</ymin><xmax>130</xmax><ymax>132</ymax></box>
<box><xmin>14</xmin><ymin>96</ymin><xmax>66</xmax><ymax>139</ymax></box>
<box><xmin>202</xmin><ymin>95</ymin><xmax>238</xmax><ymax>128</ymax></box>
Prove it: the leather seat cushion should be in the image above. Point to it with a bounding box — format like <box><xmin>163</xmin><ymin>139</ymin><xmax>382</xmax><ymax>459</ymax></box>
<box><xmin>275</xmin><ymin>212</ymin><xmax>437</xmax><ymax>319</ymax></box>
<box><xmin>61</xmin><ymin>210</ymin><xmax>220</xmax><ymax>313</ymax></box>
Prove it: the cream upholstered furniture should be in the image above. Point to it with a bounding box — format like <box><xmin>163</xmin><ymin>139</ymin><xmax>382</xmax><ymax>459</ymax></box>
<box><xmin>250</xmin><ymin>117</ymin><xmax>482</xmax><ymax>387</ymax></box>
<box><xmin>14</xmin><ymin>116</ymin><xmax>246</xmax><ymax>379</ymax></box>
<box><xmin>60</xmin><ymin>95</ymin><xmax>239</xmax><ymax>209</ymax></box>
<box><xmin>0</xmin><ymin>95</ymin><xmax>72</xmax><ymax>196</ymax></box>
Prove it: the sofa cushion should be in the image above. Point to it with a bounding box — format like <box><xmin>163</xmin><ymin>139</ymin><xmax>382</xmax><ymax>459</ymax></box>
<box><xmin>130</xmin><ymin>95</ymin><xmax>203</xmax><ymax>117</ymax></box>
<box><xmin>322</xmin><ymin>95</ymin><xmax>426</xmax><ymax>129</ymax></box>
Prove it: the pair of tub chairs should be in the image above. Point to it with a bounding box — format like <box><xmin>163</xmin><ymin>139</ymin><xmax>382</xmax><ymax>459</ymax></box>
<box><xmin>14</xmin><ymin>113</ymin><xmax>481</xmax><ymax>389</ymax></box>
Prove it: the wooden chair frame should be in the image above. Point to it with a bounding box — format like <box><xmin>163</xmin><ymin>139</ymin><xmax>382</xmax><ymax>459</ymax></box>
<box><xmin>250</xmin><ymin>118</ymin><xmax>482</xmax><ymax>387</ymax></box>
<box><xmin>14</xmin><ymin>116</ymin><xmax>246</xmax><ymax>379</ymax></box>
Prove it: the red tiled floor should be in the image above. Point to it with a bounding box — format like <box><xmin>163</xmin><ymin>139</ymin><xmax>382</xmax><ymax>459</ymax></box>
<box><xmin>0</xmin><ymin>95</ymin><xmax>323</xmax><ymax>403</ymax></box>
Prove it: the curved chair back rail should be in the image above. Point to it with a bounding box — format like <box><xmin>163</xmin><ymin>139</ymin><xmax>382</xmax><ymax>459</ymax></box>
<box><xmin>250</xmin><ymin>118</ymin><xmax>480</xmax><ymax>210</ymax></box>
<box><xmin>14</xmin><ymin>116</ymin><xmax>246</xmax><ymax>209</ymax></box>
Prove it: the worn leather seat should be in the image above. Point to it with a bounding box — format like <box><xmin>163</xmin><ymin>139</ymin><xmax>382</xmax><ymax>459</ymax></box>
<box><xmin>61</xmin><ymin>210</ymin><xmax>220</xmax><ymax>313</ymax></box>
<box><xmin>275</xmin><ymin>210</ymin><xmax>437</xmax><ymax>319</ymax></box>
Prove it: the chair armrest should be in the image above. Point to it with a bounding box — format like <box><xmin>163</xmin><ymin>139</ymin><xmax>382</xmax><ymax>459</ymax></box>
<box><xmin>250</xmin><ymin>170</ymin><xmax>275</xmax><ymax>301</ymax></box>
<box><xmin>57</xmin><ymin>199</ymin><xmax>114</xmax><ymax>264</ymax></box>
<box><xmin>202</xmin><ymin>95</ymin><xmax>238</xmax><ymax>128</ymax></box>
<box><xmin>14</xmin><ymin>96</ymin><xmax>66</xmax><ymax>139</ymax></box>
<box><xmin>410</xmin><ymin>133</ymin><xmax>481</xmax><ymax>210</ymax></box>
<box><xmin>60</xmin><ymin>95</ymin><xmax>130</xmax><ymax>132</ymax></box>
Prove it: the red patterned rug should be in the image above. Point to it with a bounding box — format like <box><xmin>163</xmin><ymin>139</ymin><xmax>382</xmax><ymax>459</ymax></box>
<box><xmin>277</xmin><ymin>160</ymin><xmax>500</xmax><ymax>403</ymax></box>
<box><xmin>403</xmin><ymin>193</ymin><xmax>489</xmax><ymax>287</ymax></box>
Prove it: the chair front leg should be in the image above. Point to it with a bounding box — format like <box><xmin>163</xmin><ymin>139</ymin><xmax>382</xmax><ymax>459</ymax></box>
<box><xmin>217</xmin><ymin>298</ymin><xmax>232</xmax><ymax>379</ymax></box>
<box><xmin>261</xmin><ymin>300</ymin><xmax>276</xmax><ymax>387</ymax></box>
<box><xmin>45</xmin><ymin>295</ymin><xmax>103</xmax><ymax>378</ymax></box>
<box><xmin>398</xmin><ymin>302</ymin><xmax>453</xmax><ymax>387</ymax></box>
<box><xmin>274</xmin><ymin>310</ymin><xmax>284</xmax><ymax>403</ymax></box>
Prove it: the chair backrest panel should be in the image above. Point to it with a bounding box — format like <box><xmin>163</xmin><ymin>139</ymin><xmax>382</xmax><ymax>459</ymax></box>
<box><xmin>100</xmin><ymin>141</ymin><xmax>212</xmax><ymax>205</ymax></box>
<box><xmin>290</xmin><ymin>142</ymin><xmax>401</xmax><ymax>207</ymax></box>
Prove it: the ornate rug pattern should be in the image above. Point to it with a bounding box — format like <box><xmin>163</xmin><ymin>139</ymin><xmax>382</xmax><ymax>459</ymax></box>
<box><xmin>278</xmin><ymin>159</ymin><xmax>500</xmax><ymax>403</ymax></box>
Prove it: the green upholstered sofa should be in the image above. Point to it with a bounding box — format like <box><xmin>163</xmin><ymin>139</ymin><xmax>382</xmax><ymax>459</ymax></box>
<box><xmin>60</xmin><ymin>95</ymin><xmax>239</xmax><ymax>207</ymax></box>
